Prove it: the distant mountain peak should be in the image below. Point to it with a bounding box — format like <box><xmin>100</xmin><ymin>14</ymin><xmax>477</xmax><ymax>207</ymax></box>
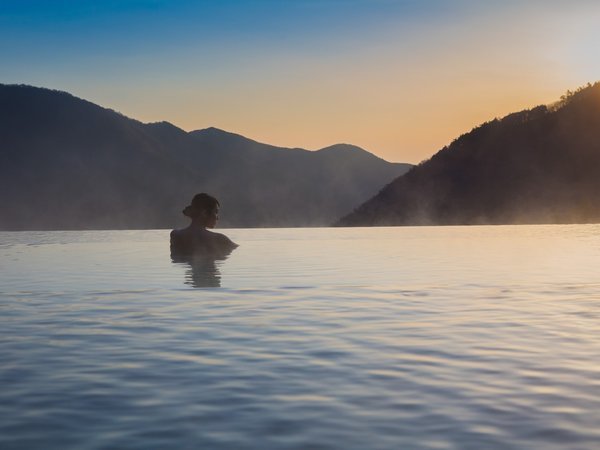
<box><xmin>315</xmin><ymin>143</ymin><xmax>399</xmax><ymax>165</ymax></box>
<box><xmin>191</xmin><ymin>126</ymin><xmax>243</xmax><ymax>138</ymax></box>
<box><xmin>317</xmin><ymin>143</ymin><xmax>366</xmax><ymax>153</ymax></box>
<box><xmin>1</xmin><ymin>83</ymin><xmax>73</xmax><ymax>97</ymax></box>
<box><xmin>146</xmin><ymin>120</ymin><xmax>185</xmax><ymax>132</ymax></box>
<box><xmin>194</xmin><ymin>126</ymin><xmax>224</xmax><ymax>133</ymax></box>
<box><xmin>148</xmin><ymin>120</ymin><xmax>180</xmax><ymax>128</ymax></box>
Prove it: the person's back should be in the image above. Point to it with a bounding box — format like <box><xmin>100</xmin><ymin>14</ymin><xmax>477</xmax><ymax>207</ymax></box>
<box><xmin>170</xmin><ymin>193</ymin><xmax>238</xmax><ymax>259</ymax></box>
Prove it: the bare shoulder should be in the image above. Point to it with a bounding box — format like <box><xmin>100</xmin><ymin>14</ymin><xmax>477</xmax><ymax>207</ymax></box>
<box><xmin>170</xmin><ymin>228</ymin><xmax>187</xmax><ymax>242</ymax></box>
<box><xmin>213</xmin><ymin>231</ymin><xmax>239</xmax><ymax>249</ymax></box>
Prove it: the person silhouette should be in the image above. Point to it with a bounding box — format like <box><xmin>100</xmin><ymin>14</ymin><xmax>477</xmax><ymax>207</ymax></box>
<box><xmin>170</xmin><ymin>193</ymin><xmax>238</xmax><ymax>258</ymax></box>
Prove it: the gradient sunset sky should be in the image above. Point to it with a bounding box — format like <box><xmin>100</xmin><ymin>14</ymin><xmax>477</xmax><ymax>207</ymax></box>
<box><xmin>1</xmin><ymin>0</ymin><xmax>599</xmax><ymax>163</ymax></box>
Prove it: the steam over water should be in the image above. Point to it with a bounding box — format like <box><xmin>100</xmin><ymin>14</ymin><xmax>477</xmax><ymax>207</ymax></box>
<box><xmin>1</xmin><ymin>226</ymin><xmax>599</xmax><ymax>449</ymax></box>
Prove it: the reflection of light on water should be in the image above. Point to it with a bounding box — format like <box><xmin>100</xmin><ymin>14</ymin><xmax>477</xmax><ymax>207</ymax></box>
<box><xmin>1</xmin><ymin>226</ymin><xmax>600</xmax><ymax>448</ymax></box>
<box><xmin>185</xmin><ymin>256</ymin><xmax>222</xmax><ymax>288</ymax></box>
<box><xmin>172</xmin><ymin>253</ymin><xmax>231</xmax><ymax>288</ymax></box>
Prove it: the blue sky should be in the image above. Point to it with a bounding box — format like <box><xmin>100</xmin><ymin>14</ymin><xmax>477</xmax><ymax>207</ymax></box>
<box><xmin>0</xmin><ymin>1</ymin><xmax>456</xmax><ymax>62</ymax></box>
<box><xmin>2</xmin><ymin>1</ymin><xmax>600</xmax><ymax>162</ymax></box>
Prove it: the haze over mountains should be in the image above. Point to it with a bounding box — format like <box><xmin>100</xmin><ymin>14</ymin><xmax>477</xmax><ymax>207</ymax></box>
<box><xmin>0</xmin><ymin>84</ymin><xmax>411</xmax><ymax>230</ymax></box>
<box><xmin>338</xmin><ymin>83</ymin><xmax>600</xmax><ymax>226</ymax></box>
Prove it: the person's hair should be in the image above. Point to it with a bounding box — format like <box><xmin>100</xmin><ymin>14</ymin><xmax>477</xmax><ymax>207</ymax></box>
<box><xmin>183</xmin><ymin>193</ymin><xmax>220</xmax><ymax>218</ymax></box>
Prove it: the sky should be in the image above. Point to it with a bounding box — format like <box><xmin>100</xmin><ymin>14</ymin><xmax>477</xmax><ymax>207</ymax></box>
<box><xmin>1</xmin><ymin>0</ymin><xmax>600</xmax><ymax>163</ymax></box>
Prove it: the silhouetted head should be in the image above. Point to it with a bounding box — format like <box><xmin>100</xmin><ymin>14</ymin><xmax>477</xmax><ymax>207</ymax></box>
<box><xmin>183</xmin><ymin>193</ymin><xmax>220</xmax><ymax>228</ymax></box>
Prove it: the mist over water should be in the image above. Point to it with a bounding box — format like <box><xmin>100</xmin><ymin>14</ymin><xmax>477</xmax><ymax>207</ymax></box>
<box><xmin>1</xmin><ymin>226</ymin><xmax>599</xmax><ymax>449</ymax></box>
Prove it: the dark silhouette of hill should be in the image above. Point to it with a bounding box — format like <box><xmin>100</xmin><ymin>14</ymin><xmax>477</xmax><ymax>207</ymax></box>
<box><xmin>0</xmin><ymin>84</ymin><xmax>411</xmax><ymax>230</ymax></box>
<box><xmin>338</xmin><ymin>82</ymin><xmax>600</xmax><ymax>226</ymax></box>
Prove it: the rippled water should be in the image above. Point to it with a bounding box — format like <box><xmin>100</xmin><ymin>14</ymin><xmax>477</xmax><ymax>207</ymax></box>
<box><xmin>1</xmin><ymin>226</ymin><xmax>599</xmax><ymax>449</ymax></box>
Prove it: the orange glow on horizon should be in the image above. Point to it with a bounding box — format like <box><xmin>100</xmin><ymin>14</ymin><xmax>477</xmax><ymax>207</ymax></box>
<box><xmin>42</xmin><ymin>2</ymin><xmax>600</xmax><ymax>165</ymax></box>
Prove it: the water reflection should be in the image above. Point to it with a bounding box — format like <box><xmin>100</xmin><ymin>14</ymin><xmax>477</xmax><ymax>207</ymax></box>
<box><xmin>171</xmin><ymin>251</ymin><xmax>231</xmax><ymax>288</ymax></box>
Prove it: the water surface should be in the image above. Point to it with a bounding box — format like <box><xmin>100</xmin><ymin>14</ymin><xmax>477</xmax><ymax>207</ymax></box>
<box><xmin>1</xmin><ymin>226</ymin><xmax>599</xmax><ymax>449</ymax></box>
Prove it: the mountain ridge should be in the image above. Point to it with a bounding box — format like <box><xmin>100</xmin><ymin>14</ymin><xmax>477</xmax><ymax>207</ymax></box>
<box><xmin>0</xmin><ymin>83</ymin><xmax>411</xmax><ymax>230</ymax></box>
<box><xmin>337</xmin><ymin>82</ymin><xmax>600</xmax><ymax>226</ymax></box>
